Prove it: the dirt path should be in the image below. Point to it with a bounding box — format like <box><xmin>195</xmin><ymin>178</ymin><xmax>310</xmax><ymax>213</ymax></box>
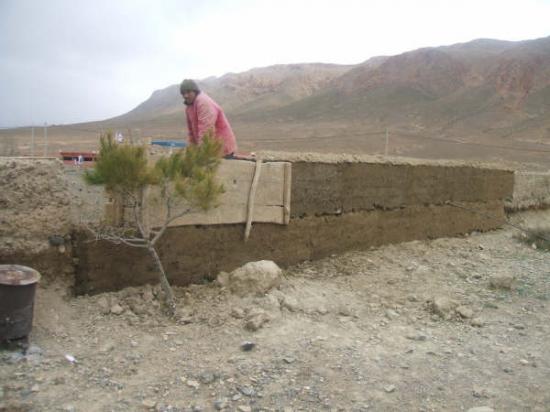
<box><xmin>1</xmin><ymin>211</ymin><xmax>549</xmax><ymax>412</ymax></box>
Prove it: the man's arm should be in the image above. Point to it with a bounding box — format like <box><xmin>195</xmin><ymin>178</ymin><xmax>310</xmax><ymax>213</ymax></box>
<box><xmin>185</xmin><ymin>109</ymin><xmax>194</xmax><ymax>144</ymax></box>
<box><xmin>196</xmin><ymin>98</ymin><xmax>217</xmax><ymax>143</ymax></box>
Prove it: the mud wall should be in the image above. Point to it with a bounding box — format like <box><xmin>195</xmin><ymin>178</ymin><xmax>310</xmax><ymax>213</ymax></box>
<box><xmin>0</xmin><ymin>158</ymin><xmax>73</xmax><ymax>277</ymax></box>
<box><xmin>75</xmin><ymin>158</ymin><xmax>514</xmax><ymax>294</ymax></box>
<box><xmin>505</xmin><ymin>171</ymin><xmax>550</xmax><ymax>211</ymax></box>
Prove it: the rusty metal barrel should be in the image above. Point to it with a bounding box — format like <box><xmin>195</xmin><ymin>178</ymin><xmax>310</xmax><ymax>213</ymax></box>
<box><xmin>0</xmin><ymin>265</ymin><xmax>41</xmax><ymax>341</ymax></box>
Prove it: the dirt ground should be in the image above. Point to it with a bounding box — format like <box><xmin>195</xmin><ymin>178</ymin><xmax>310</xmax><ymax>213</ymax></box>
<box><xmin>1</xmin><ymin>210</ymin><xmax>549</xmax><ymax>412</ymax></box>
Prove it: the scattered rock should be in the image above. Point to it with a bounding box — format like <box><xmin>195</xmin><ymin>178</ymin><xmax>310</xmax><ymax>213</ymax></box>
<box><xmin>231</xmin><ymin>307</ymin><xmax>246</xmax><ymax>319</ymax></box>
<box><xmin>186</xmin><ymin>380</ymin><xmax>200</xmax><ymax>389</ymax></box>
<box><xmin>216</xmin><ymin>271</ymin><xmax>230</xmax><ymax>287</ymax></box>
<box><xmin>97</xmin><ymin>296</ymin><xmax>111</xmax><ymax>315</ymax></box>
<box><xmin>142</xmin><ymin>399</ymin><xmax>157</xmax><ymax>409</ymax></box>
<box><xmin>471</xmin><ymin>318</ymin><xmax>485</xmax><ymax>327</ymax></box>
<box><xmin>199</xmin><ymin>371</ymin><xmax>216</xmax><ymax>384</ymax></box>
<box><xmin>110</xmin><ymin>304</ymin><xmax>124</xmax><ymax>315</ymax></box>
<box><xmin>238</xmin><ymin>385</ymin><xmax>255</xmax><ymax>396</ymax></box>
<box><xmin>244</xmin><ymin>309</ymin><xmax>270</xmax><ymax>331</ymax></box>
<box><xmin>489</xmin><ymin>274</ymin><xmax>515</xmax><ymax>290</ymax></box>
<box><xmin>430</xmin><ymin>296</ymin><xmax>458</xmax><ymax>319</ymax></box>
<box><xmin>281</xmin><ymin>295</ymin><xmax>300</xmax><ymax>312</ymax></box>
<box><xmin>457</xmin><ymin>306</ymin><xmax>474</xmax><ymax>319</ymax></box>
<box><xmin>406</xmin><ymin>333</ymin><xmax>427</xmax><ymax>342</ymax></box>
<box><xmin>385</xmin><ymin>309</ymin><xmax>399</xmax><ymax>320</ymax></box>
<box><xmin>238</xmin><ymin>406</ymin><xmax>252</xmax><ymax>412</ymax></box>
<box><xmin>240</xmin><ymin>341</ymin><xmax>256</xmax><ymax>351</ymax></box>
<box><xmin>26</xmin><ymin>345</ymin><xmax>43</xmax><ymax>356</ymax></box>
<box><xmin>283</xmin><ymin>356</ymin><xmax>296</xmax><ymax>364</ymax></box>
<box><xmin>226</xmin><ymin>260</ymin><xmax>282</xmax><ymax>296</ymax></box>
<box><xmin>466</xmin><ymin>407</ymin><xmax>494</xmax><ymax>412</ymax></box>
<box><xmin>407</xmin><ymin>295</ymin><xmax>420</xmax><ymax>302</ymax></box>
<box><xmin>213</xmin><ymin>398</ymin><xmax>228</xmax><ymax>410</ymax></box>
<box><xmin>384</xmin><ymin>384</ymin><xmax>396</xmax><ymax>393</ymax></box>
<box><xmin>48</xmin><ymin>235</ymin><xmax>65</xmax><ymax>246</ymax></box>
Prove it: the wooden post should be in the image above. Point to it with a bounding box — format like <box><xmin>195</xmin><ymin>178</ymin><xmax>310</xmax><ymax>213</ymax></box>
<box><xmin>384</xmin><ymin>128</ymin><xmax>389</xmax><ymax>157</ymax></box>
<box><xmin>244</xmin><ymin>158</ymin><xmax>263</xmax><ymax>241</ymax></box>
<box><xmin>282</xmin><ymin>162</ymin><xmax>292</xmax><ymax>224</ymax></box>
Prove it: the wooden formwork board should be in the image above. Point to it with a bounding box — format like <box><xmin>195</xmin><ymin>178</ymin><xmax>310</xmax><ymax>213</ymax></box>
<box><xmin>143</xmin><ymin>159</ymin><xmax>291</xmax><ymax>227</ymax></box>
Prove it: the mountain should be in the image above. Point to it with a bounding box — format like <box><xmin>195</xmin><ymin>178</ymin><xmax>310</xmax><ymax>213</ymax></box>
<box><xmin>113</xmin><ymin>63</ymin><xmax>353</xmax><ymax>125</ymax></box>
<box><xmin>107</xmin><ymin>36</ymin><xmax>550</xmax><ymax>148</ymax></box>
<box><xmin>4</xmin><ymin>36</ymin><xmax>549</xmax><ymax>167</ymax></box>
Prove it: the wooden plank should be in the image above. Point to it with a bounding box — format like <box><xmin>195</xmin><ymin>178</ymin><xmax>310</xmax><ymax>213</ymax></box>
<box><xmin>244</xmin><ymin>159</ymin><xmax>263</xmax><ymax>241</ymax></box>
<box><xmin>142</xmin><ymin>159</ymin><xmax>291</xmax><ymax>227</ymax></box>
<box><xmin>283</xmin><ymin>161</ymin><xmax>292</xmax><ymax>224</ymax></box>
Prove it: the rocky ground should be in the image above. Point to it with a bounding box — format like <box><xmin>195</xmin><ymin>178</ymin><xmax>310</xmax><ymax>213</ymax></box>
<box><xmin>1</xmin><ymin>210</ymin><xmax>549</xmax><ymax>412</ymax></box>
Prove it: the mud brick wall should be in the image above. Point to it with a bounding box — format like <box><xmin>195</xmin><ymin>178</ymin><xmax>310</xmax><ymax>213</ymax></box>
<box><xmin>0</xmin><ymin>158</ymin><xmax>73</xmax><ymax>277</ymax></box>
<box><xmin>505</xmin><ymin>171</ymin><xmax>550</xmax><ymax>211</ymax></box>
<box><xmin>74</xmin><ymin>158</ymin><xmax>514</xmax><ymax>294</ymax></box>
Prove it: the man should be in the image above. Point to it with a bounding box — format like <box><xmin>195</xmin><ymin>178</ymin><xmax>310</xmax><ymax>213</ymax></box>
<box><xmin>180</xmin><ymin>79</ymin><xmax>237</xmax><ymax>158</ymax></box>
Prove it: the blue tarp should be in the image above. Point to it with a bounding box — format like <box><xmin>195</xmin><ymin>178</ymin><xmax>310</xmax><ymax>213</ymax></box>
<box><xmin>151</xmin><ymin>140</ymin><xmax>187</xmax><ymax>148</ymax></box>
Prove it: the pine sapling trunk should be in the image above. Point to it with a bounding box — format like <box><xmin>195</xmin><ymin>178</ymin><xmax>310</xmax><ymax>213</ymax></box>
<box><xmin>147</xmin><ymin>245</ymin><xmax>176</xmax><ymax>315</ymax></box>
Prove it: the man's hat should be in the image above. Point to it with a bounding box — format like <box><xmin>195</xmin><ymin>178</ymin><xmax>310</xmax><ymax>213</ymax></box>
<box><xmin>180</xmin><ymin>79</ymin><xmax>200</xmax><ymax>94</ymax></box>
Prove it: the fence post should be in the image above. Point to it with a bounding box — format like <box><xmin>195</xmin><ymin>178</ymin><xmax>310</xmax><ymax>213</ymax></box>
<box><xmin>384</xmin><ymin>128</ymin><xmax>389</xmax><ymax>156</ymax></box>
<box><xmin>31</xmin><ymin>126</ymin><xmax>35</xmax><ymax>157</ymax></box>
<box><xmin>43</xmin><ymin>122</ymin><xmax>48</xmax><ymax>157</ymax></box>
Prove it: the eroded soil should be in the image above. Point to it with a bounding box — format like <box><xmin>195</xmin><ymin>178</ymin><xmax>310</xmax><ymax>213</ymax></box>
<box><xmin>1</xmin><ymin>211</ymin><xmax>549</xmax><ymax>412</ymax></box>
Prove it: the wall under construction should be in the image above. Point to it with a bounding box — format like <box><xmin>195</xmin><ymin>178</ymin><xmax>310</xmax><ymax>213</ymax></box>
<box><xmin>73</xmin><ymin>155</ymin><xmax>514</xmax><ymax>294</ymax></box>
<box><xmin>0</xmin><ymin>158</ymin><xmax>74</xmax><ymax>278</ymax></box>
<box><xmin>505</xmin><ymin>171</ymin><xmax>550</xmax><ymax>211</ymax></box>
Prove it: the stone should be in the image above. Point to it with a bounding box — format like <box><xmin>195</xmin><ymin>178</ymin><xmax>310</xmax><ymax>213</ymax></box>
<box><xmin>26</xmin><ymin>345</ymin><xmax>43</xmax><ymax>355</ymax></box>
<box><xmin>231</xmin><ymin>307</ymin><xmax>246</xmax><ymax>319</ymax></box>
<box><xmin>227</xmin><ymin>260</ymin><xmax>282</xmax><ymax>296</ymax></box>
<box><xmin>384</xmin><ymin>385</ymin><xmax>396</xmax><ymax>393</ymax></box>
<box><xmin>186</xmin><ymin>380</ymin><xmax>200</xmax><ymax>389</ymax></box>
<box><xmin>430</xmin><ymin>296</ymin><xmax>457</xmax><ymax>319</ymax></box>
<box><xmin>489</xmin><ymin>274</ymin><xmax>515</xmax><ymax>290</ymax></box>
<box><xmin>280</xmin><ymin>295</ymin><xmax>299</xmax><ymax>312</ymax></box>
<box><xmin>199</xmin><ymin>372</ymin><xmax>216</xmax><ymax>384</ymax></box>
<box><xmin>238</xmin><ymin>385</ymin><xmax>255</xmax><ymax>396</ymax></box>
<box><xmin>110</xmin><ymin>304</ymin><xmax>124</xmax><ymax>315</ymax></box>
<box><xmin>406</xmin><ymin>333</ymin><xmax>427</xmax><ymax>342</ymax></box>
<box><xmin>471</xmin><ymin>318</ymin><xmax>484</xmax><ymax>327</ymax></box>
<box><xmin>385</xmin><ymin>309</ymin><xmax>399</xmax><ymax>320</ymax></box>
<box><xmin>457</xmin><ymin>306</ymin><xmax>474</xmax><ymax>319</ymax></box>
<box><xmin>244</xmin><ymin>309</ymin><xmax>270</xmax><ymax>331</ymax></box>
<box><xmin>216</xmin><ymin>271</ymin><xmax>230</xmax><ymax>287</ymax></box>
<box><xmin>213</xmin><ymin>398</ymin><xmax>228</xmax><ymax>410</ymax></box>
<box><xmin>238</xmin><ymin>406</ymin><xmax>252</xmax><ymax>412</ymax></box>
<box><xmin>142</xmin><ymin>399</ymin><xmax>157</xmax><ymax>408</ymax></box>
<box><xmin>466</xmin><ymin>407</ymin><xmax>494</xmax><ymax>412</ymax></box>
<box><xmin>240</xmin><ymin>341</ymin><xmax>256</xmax><ymax>351</ymax></box>
<box><xmin>282</xmin><ymin>356</ymin><xmax>296</xmax><ymax>364</ymax></box>
<box><xmin>101</xmin><ymin>294</ymin><xmax>117</xmax><ymax>312</ymax></box>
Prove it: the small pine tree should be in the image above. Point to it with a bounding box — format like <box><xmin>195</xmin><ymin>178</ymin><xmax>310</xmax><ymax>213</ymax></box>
<box><xmin>84</xmin><ymin>131</ymin><xmax>224</xmax><ymax>315</ymax></box>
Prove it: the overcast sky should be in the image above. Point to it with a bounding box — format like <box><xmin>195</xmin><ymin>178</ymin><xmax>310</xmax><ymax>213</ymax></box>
<box><xmin>1</xmin><ymin>0</ymin><xmax>549</xmax><ymax>127</ymax></box>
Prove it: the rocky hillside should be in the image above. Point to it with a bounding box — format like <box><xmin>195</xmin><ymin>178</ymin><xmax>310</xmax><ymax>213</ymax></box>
<box><xmin>114</xmin><ymin>63</ymin><xmax>353</xmax><ymax>124</ymax></box>
<box><xmin>106</xmin><ymin>36</ymin><xmax>550</xmax><ymax>143</ymax></box>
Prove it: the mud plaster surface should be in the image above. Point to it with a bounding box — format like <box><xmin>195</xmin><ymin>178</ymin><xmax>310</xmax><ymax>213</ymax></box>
<box><xmin>75</xmin><ymin>201</ymin><xmax>506</xmax><ymax>294</ymax></box>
